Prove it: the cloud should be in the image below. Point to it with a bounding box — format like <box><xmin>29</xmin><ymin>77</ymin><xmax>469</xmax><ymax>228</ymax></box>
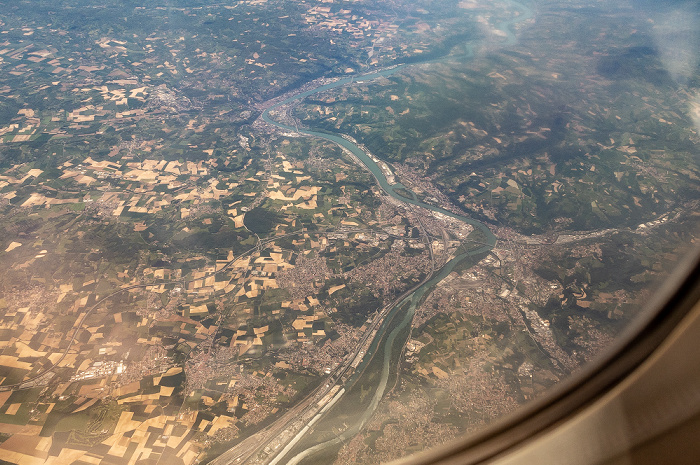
<box><xmin>651</xmin><ymin>6</ymin><xmax>700</xmax><ymax>84</ymax></box>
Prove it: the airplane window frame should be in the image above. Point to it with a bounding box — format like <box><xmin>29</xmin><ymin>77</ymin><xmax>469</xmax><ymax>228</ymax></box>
<box><xmin>394</xmin><ymin>245</ymin><xmax>700</xmax><ymax>465</ymax></box>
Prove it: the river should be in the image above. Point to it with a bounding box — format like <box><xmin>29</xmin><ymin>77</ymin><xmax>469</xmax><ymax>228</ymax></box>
<box><xmin>258</xmin><ymin>1</ymin><xmax>532</xmax><ymax>463</ymax></box>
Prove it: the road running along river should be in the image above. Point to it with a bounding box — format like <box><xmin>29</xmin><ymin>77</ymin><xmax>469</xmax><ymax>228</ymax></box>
<box><xmin>257</xmin><ymin>1</ymin><xmax>533</xmax><ymax>463</ymax></box>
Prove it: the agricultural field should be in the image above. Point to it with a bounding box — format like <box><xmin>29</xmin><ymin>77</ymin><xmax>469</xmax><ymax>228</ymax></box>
<box><xmin>0</xmin><ymin>0</ymin><xmax>698</xmax><ymax>464</ymax></box>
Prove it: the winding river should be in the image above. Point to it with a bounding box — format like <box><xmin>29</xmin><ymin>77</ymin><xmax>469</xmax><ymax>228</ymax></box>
<box><xmin>258</xmin><ymin>1</ymin><xmax>533</xmax><ymax>463</ymax></box>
